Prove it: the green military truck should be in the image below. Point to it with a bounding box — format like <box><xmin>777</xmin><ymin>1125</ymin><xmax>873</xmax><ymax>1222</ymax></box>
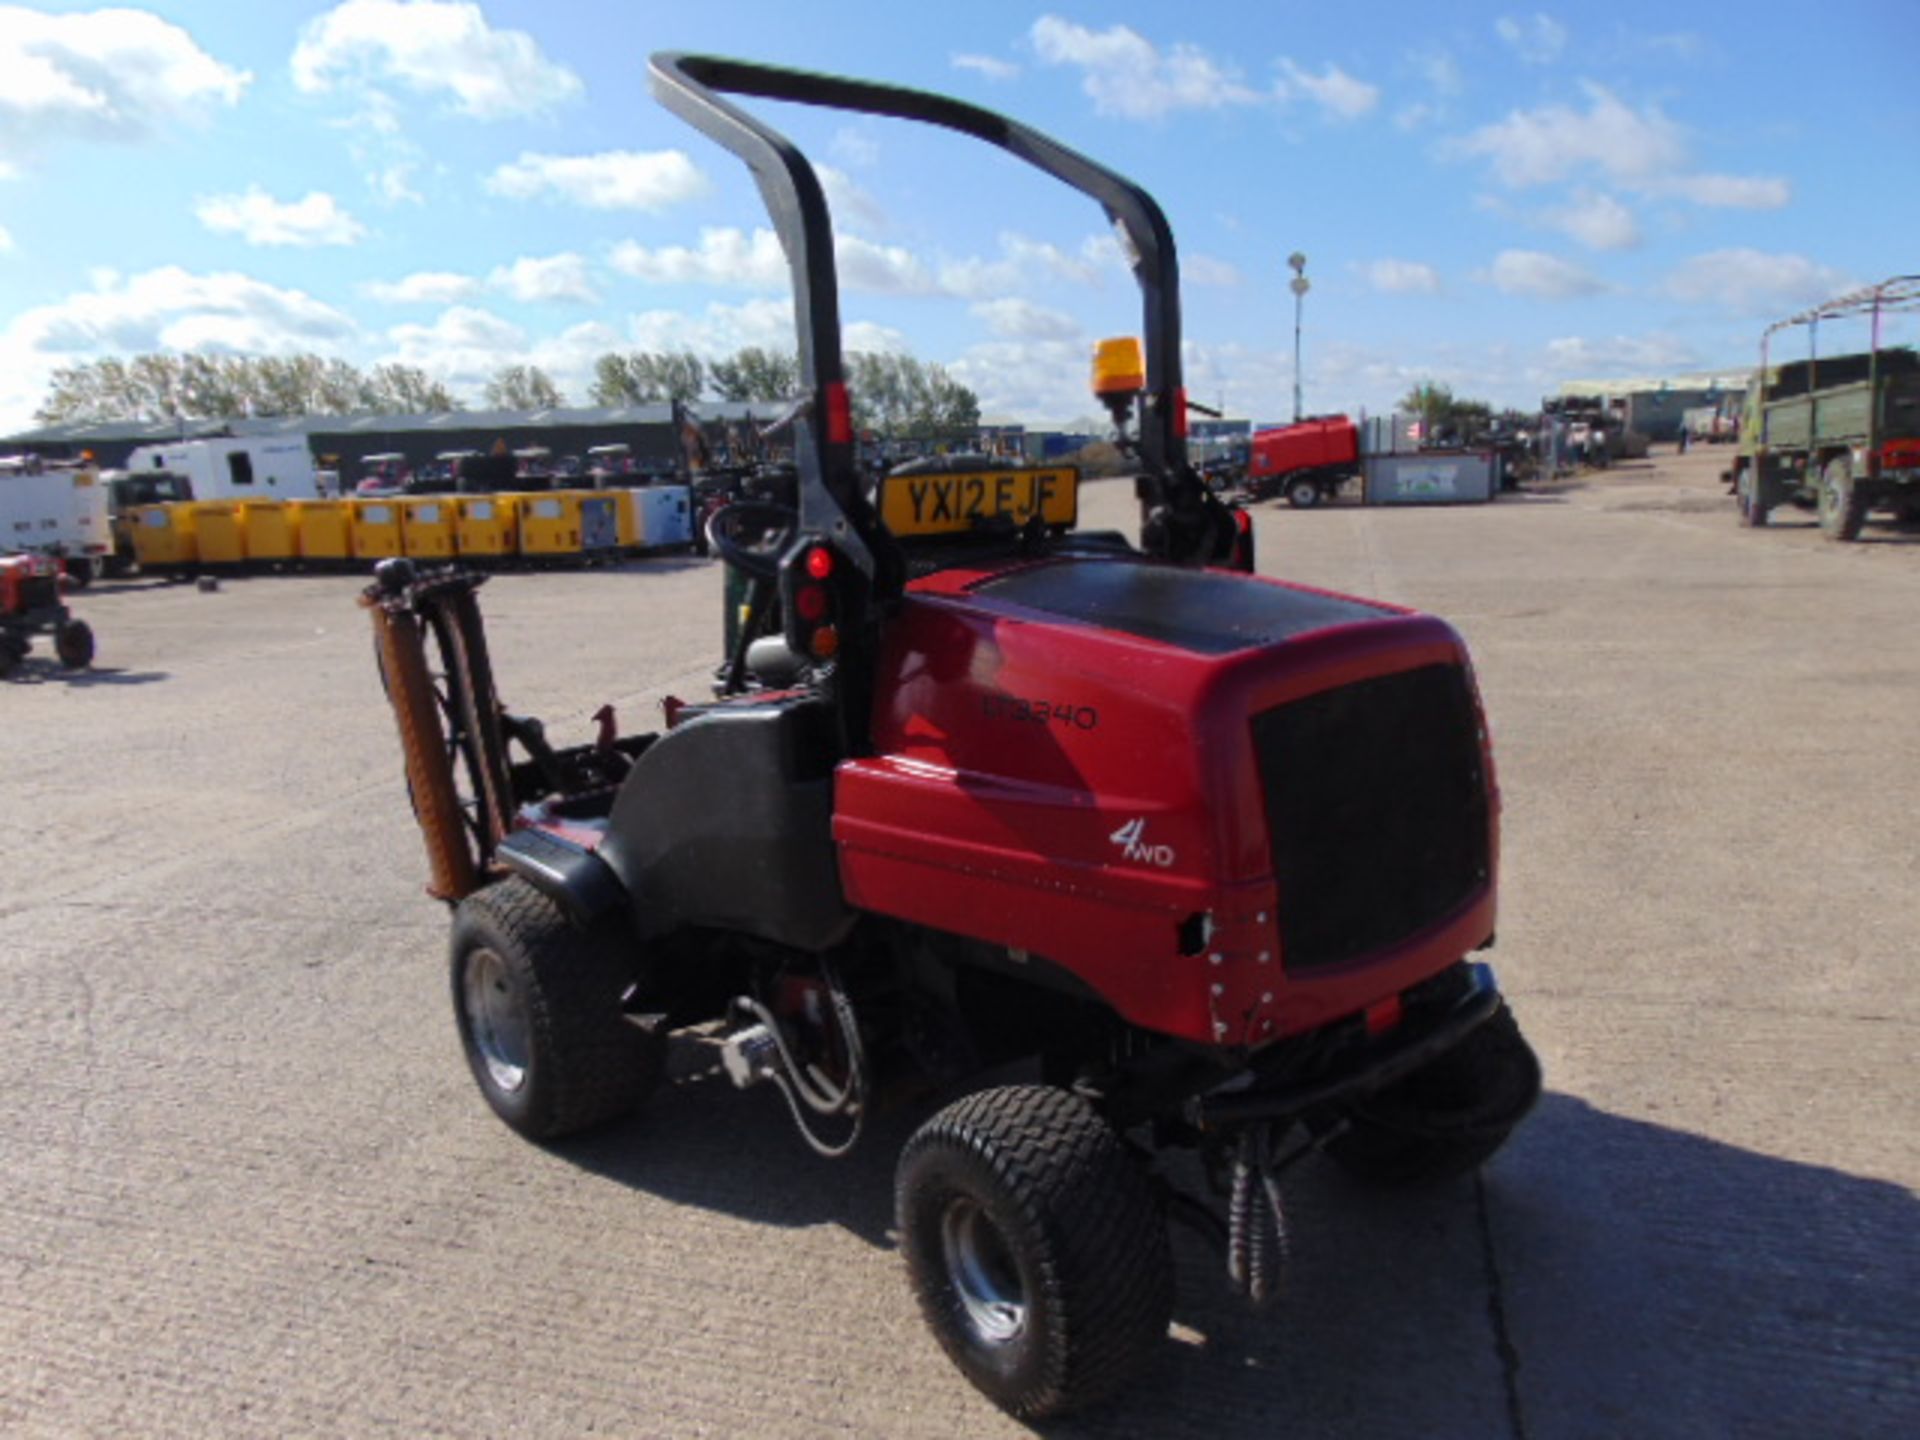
<box><xmin>1732</xmin><ymin>275</ymin><xmax>1920</xmax><ymax>540</ymax></box>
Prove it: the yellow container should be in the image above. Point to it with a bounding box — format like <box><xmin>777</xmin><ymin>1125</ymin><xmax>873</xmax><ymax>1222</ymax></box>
<box><xmin>453</xmin><ymin>495</ymin><xmax>516</xmax><ymax>559</ymax></box>
<box><xmin>349</xmin><ymin>498</ymin><xmax>403</xmax><ymax>562</ymax></box>
<box><xmin>399</xmin><ymin>497</ymin><xmax>456</xmax><ymax>561</ymax></box>
<box><xmin>190</xmin><ymin>501</ymin><xmax>247</xmax><ymax>568</ymax></box>
<box><xmin>291</xmin><ymin>499</ymin><xmax>351</xmax><ymax>565</ymax></box>
<box><xmin>516</xmin><ymin>490</ymin><xmax>583</xmax><ymax>560</ymax></box>
<box><xmin>129</xmin><ymin>503</ymin><xmax>197</xmax><ymax>571</ymax></box>
<box><xmin>240</xmin><ymin>501</ymin><xmax>296</xmax><ymax>567</ymax></box>
<box><xmin>612</xmin><ymin>488</ymin><xmax>638</xmax><ymax>550</ymax></box>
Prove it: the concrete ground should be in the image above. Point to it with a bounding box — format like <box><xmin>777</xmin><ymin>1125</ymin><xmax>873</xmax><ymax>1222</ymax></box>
<box><xmin>2</xmin><ymin>450</ymin><xmax>1914</xmax><ymax>1438</ymax></box>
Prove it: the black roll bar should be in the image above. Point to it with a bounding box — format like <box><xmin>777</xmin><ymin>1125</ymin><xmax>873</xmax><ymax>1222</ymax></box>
<box><xmin>647</xmin><ymin>52</ymin><xmax>1197</xmax><ymax>577</ymax></box>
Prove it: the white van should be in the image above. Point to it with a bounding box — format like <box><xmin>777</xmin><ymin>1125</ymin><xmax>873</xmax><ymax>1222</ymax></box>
<box><xmin>0</xmin><ymin>456</ymin><xmax>112</xmax><ymax>585</ymax></box>
<box><xmin>122</xmin><ymin>437</ymin><xmax>319</xmax><ymax>501</ymax></box>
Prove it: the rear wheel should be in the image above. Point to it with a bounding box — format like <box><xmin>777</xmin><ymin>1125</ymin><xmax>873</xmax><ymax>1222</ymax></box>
<box><xmin>1735</xmin><ymin>464</ymin><xmax>1769</xmax><ymax>528</ymax></box>
<box><xmin>1285</xmin><ymin>476</ymin><xmax>1323</xmax><ymax>509</ymax></box>
<box><xmin>1817</xmin><ymin>455</ymin><xmax>1868</xmax><ymax>541</ymax></box>
<box><xmin>54</xmin><ymin>618</ymin><xmax>94</xmax><ymax>669</ymax></box>
<box><xmin>897</xmin><ymin>1085</ymin><xmax>1172</xmax><ymax>1420</ymax></box>
<box><xmin>0</xmin><ymin>635</ymin><xmax>26</xmax><ymax>677</ymax></box>
<box><xmin>449</xmin><ymin>877</ymin><xmax>658</xmax><ymax>1141</ymax></box>
<box><xmin>1326</xmin><ymin>1003</ymin><xmax>1541</xmax><ymax>1186</ymax></box>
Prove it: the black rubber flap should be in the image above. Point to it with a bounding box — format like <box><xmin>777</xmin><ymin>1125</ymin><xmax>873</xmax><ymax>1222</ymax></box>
<box><xmin>976</xmin><ymin>559</ymin><xmax>1392</xmax><ymax>654</ymax></box>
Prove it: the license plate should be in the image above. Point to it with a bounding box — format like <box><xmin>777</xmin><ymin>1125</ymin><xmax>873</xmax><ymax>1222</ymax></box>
<box><xmin>878</xmin><ymin>466</ymin><xmax>1078</xmax><ymax>537</ymax></box>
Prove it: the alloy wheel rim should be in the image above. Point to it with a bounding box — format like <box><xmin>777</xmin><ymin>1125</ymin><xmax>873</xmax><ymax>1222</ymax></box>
<box><xmin>461</xmin><ymin>947</ymin><xmax>530</xmax><ymax>1094</ymax></box>
<box><xmin>940</xmin><ymin>1198</ymin><xmax>1027</xmax><ymax>1345</ymax></box>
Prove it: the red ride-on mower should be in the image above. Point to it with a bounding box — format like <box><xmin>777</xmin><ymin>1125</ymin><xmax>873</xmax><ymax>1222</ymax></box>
<box><xmin>1</xmin><ymin>551</ymin><xmax>94</xmax><ymax>677</ymax></box>
<box><xmin>363</xmin><ymin>55</ymin><xmax>1541</xmax><ymax>1421</ymax></box>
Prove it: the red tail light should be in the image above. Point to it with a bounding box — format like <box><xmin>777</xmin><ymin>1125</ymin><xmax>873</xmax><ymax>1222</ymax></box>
<box><xmin>824</xmin><ymin>382</ymin><xmax>853</xmax><ymax>445</ymax></box>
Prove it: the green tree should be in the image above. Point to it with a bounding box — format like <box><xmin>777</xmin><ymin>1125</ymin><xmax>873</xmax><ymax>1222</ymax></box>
<box><xmin>589</xmin><ymin>350</ymin><xmax>706</xmax><ymax>404</ymax></box>
<box><xmin>484</xmin><ymin>364</ymin><xmax>566</xmax><ymax>410</ymax></box>
<box><xmin>34</xmin><ymin>352</ymin><xmax>462</xmax><ymax>422</ymax></box>
<box><xmin>1399</xmin><ymin>381</ymin><xmax>1492</xmax><ymax>440</ymax></box>
<box><xmin>846</xmin><ymin>352</ymin><xmax>980</xmax><ymax>440</ymax></box>
<box><xmin>708</xmin><ymin>346</ymin><xmax>797</xmax><ymax>402</ymax></box>
<box><xmin>365</xmin><ymin>363</ymin><xmax>460</xmax><ymax>414</ymax></box>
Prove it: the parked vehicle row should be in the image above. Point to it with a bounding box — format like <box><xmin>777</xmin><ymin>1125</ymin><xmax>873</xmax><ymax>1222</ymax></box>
<box><xmin>126</xmin><ymin>488</ymin><xmax>695</xmax><ymax>576</ymax></box>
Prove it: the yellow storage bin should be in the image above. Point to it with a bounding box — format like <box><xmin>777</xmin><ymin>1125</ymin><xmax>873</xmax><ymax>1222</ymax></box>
<box><xmin>291</xmin><ymin>499</ymin><xmax>351</xmax><ymax>565</ymax></box>
<box><xmin>612</xmin><ymin>488</ymin><xmax>638</xmax><ymax>550</ymax></box>
<box><xmin>129</xmin><ymin>503</ymin><xmax>197</xmax><ymax>572</ymax></box>
<box><xmin>453</xmin><ymin>495</ymin><xmax>516</xmax><ymax>559</ymax></box>
<box><xmin>516</xmin><ymin>490</ymin><xmax>582</xmax><ymax>560</ymax></box>
<box><xmin>399</xmin><ymin>497</ymin><xmax>456</xmax><ymax>561</ymax></box>
<box><xmin>350</xmin><ymin>498</ymin><xmax>402</xmax><ymax>562</ymax></box>
<box><xmin>190</xmin><ymin>501</ymin><xmax>247</xmax><ymax>568</ymax></box>
<box><xmin>240</xmin><ymin>501</ymin><xmax>295</xmax><ymax>567</ymax></box>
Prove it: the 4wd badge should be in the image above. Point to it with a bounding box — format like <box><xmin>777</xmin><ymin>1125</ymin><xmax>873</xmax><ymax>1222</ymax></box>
<box><xmin>1109</xmin><ymin>817</ymin><xmax>1175</xmax><ymax>868</ymax></box>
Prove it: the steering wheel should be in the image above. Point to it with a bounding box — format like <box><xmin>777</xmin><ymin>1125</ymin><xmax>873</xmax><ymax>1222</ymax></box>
<box><xmin>705</xmin><ymin>499</ymin><xmax>798</xmax><ymax>581</ymax></box>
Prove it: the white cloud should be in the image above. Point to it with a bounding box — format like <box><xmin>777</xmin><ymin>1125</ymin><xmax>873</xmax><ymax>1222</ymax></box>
<box><xmin>1494</xmin><ymin>13</ymin><xmax>1569</xmax><ymax>65</ymax></box>
<box><xmin>1664</xmin><ymin>249</ymin><xmax>1854</xmax><ymax>316</ymax></box>
<box><xmin>938</xmin><ymin>231</ymin><xmax>1108</xmax><ymax>298</ymax></box>
<box><xmin>1546</xmin><ymin>190</ymin><xmax>1640</xmax><ymax>250</ymax></box>
<box><xmin>971</xmin><ymin>299</ymin><xmax>1082</xmax><ymax>341</ymax></box>
<box><xmin>1658</xmin><ymin>172</ymin><xmax>1790</xmax><ymax>209</ymax></box>
<box><xmin>1488</xmin><ymin>249</ymin><xmax>1608</xmax><ymax>299</ymax></box>
<box><xmin>1365</xmin><ymin>259</ymin><xmax>1442</xmax><ymax>294</ymax></box>
<box><xmin>830</xmin><ymin>127</ymin><xmax>880</xmax><ymax>168</ymax></box>
<box><xmin>0</xmin><ymin>223</ymin><xmax>13</xmax><ymax>254</ymax></box>
<box><xmin>364</xmin><ymin>271</ymin><xmax>481</xmax><ymax>304</ymax></box>
<box><xmin>487</xmin><ymin>253</ymin><xmax>597</xmax><ymax>305</ymax></box>
<box><xmin>844</xmin><ymin>321</ymin><xmax>910</xmax><ymax>354</ymax></box>
<box><xmin>1185</xmin><ymin>254</ymin><xmax>1242</xmax><ymax>287</ymax></box>
<box><xmin>818</xmin><ymin>164</ymin><xmax>887</xmax><ymax>232</ymax></box>
<box><xmin>195</xmin><ymin>187</ymin><xmax>365</xmax><ymax>247</ymax></box>
<box><xmin>1275</xmin><ymin>59</ymin><xmax>1379</xmax><ymax>121</ymax></box>
<box><xmin>383</xmin><ymin>304</ymin><xmax>525</xmax><ymax>389</ymax></box>
<box><xmin>629</xmin><ymin>298</ymin><xmax>796</xmax><ymax>357</ymax></box>
<box><xmin>1453</xmin><ymin>83</ymin><xmax>1784</xmax><ymax>214</ymax></box>
<box><xmin>610</xmin><ymin>228</ymin><xmax>788</xmax><ymax>289</ymax></box>
<box><xmin>0</xmin><ymin>5</ymin><xmax>248</xmax><ymax>157</ymax></box>
<box><xmin>1456</xmin><ymin>83</ymin><xmax>1685</xmax><ymax>188</ymax></box>
<box><xmin>952</xmin><ymin>53</ymin><xmax>1020</xmax><ymax>82</ymax></box>
<box><xmin>836</xmin><ymin>234</ymin><xmax>934</xmax><ymax>295</ymax></box>
<box><xmin>291</xmin><ymin>0</ymin><xmax>579</xmax><ymax>120</ymax></box>
<box><xmin>1030</xmin><ymin>15</ymin><xmax>1259</xmax><ymax>120</ymax></box>
<box><xmin>1540</xmin><ymin>333</ymin><xmax>1700</xmax><ymax>377</ymax></box>
<box><xmin>0</xmin><ymin>266</ymin><xmax>355</xmax><ymax>426</ymax></box>
<box><xmin>485</xmin><ymin>150</ymin><xmax>709</xmax><ymax>211</ymax></box>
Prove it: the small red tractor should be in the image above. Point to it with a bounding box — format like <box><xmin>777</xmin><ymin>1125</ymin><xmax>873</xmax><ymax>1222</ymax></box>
<box><xmin>1</xmin><ymin>551</ymin><xmax>94</xmax><ymax>677</ymax></box>
<box><xmin>364</xmin><ymin>56</ymin><xmax>1540</xmax><ymax>1420</ymax></box>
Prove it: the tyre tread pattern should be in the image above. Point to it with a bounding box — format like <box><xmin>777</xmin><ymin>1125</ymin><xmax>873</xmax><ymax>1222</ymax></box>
<box><xmin>453</xmin><ymin>877</ymin><xmax>656</xmax><ymax>1139</ymax></box>
<box><xmin>898</xmin><ymin>1085</ymin><xmax>1172</xmax><ymax>1419</ymax></box>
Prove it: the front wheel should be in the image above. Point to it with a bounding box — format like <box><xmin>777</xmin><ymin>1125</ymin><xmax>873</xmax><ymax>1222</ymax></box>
<box><xmin>1326</xmin><ymin>1002</ymin><xmax>1541</xmax><ymax>1186</ymax></box>
<box><xmin>897</xmin><ymin>1085</ymin><xmax>1172</xmax><ymax>1420</ymax></box>
<box><xmin>1285</xmin><ymin>476</ymin><xmax>1323</xmax><ymax>509</ymax></box>
<box><xmin>449</xmin><ymin>877</ymin><xmax>658</xmax><ymax>1141</ymax></box>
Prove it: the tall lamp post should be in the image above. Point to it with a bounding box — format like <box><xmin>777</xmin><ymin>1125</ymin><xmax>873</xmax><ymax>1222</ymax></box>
<box><xmin>1288</xmin><ymin>251</ymin><xmax>1310</xmax><ymax>423</ymax></box>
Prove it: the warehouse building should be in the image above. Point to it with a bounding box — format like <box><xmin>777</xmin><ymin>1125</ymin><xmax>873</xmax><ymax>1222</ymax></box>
<box><xmin>1556</xmin><ymin>368</ymin><xmax>1755</xmax><ymax>444</ymax></box>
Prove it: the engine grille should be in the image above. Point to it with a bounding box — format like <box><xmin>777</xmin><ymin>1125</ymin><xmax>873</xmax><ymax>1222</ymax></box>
<box><xmin>1252</xmin><ymin>663</ymin><xmax>1490</xmax><ymax>974</ymax></box>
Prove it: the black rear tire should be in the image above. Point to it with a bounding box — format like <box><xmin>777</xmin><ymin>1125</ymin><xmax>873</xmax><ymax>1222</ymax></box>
<box><xmin>54</xmin><ymin>619</ymin><xmax>94</xmax><ymax>669</ymax></box>
<box><xmin>1736</xmin><ymin>464</ymin><xmax>1769</xmax><ymax>528</ymax></box>
<box><xmin>1286</xmin><ymin>476</ymin><xmax>1323</xmax><ymax>509</ymax></box>
<box><xmin>897</xmin><ymin>1085</ymin><xmax>1172</xmax><ymax>1420</ymax></box>
<box><xmin>1326</xmin><ymin>1003</ymin><xmax>1541</xmax><ymax>1186</ymax></box>
<box><xmin>449</xmin><ymin>877</ymin><xmax>658</xmax><ymax>1141</ymax></box>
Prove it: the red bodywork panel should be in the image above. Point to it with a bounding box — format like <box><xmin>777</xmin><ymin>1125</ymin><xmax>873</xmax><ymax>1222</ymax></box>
<box><xmin>834</xmin><ymin>555</ymin><xmax>1499</xmax><ymax>1051</ymax></box>
<box><xmin>1249</xmin><ymin>416</ymin><xmax>1360</xmax><ymax>479</ymax></box>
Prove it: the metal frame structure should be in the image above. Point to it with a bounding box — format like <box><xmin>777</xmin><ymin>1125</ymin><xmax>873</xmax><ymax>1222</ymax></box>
<box><xmin>646</xmin><ymin>53</ymin><xmax>1211</xmax><ymax>579</ymax></box>
<box><xmin>1759</xmin><ymin>275</ymin><xmax>1920</xmax><ymax>462</ymax></box>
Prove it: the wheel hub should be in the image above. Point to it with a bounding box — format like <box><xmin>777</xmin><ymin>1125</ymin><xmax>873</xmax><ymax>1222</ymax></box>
<box><xmin>461</xmin><ymin>947</ymin><xmax>530</xmax><ymax>1094</ymax></box>
<box><xmin>940</xmin><ymin>1198</ymin><xmax>1027</xmax><ymax>1345</ymax></box>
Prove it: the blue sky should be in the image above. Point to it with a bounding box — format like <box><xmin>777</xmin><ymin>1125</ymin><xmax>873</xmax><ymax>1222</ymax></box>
<box><xmin>1</xmin><ymin>1</ymin><xmax>1915</xmax><ymax>431</ymax></box>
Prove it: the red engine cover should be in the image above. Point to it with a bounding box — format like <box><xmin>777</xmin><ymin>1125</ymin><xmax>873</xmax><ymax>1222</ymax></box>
<box><xmin>833</xmin><ymin>555</ymin><xmax>1498</xmax><ymax>1050</ymax></box>
<box><xmin>1248</xmin><ymin>416</ymin><xmax>1360</xmax><ymax>478</ymax></box>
